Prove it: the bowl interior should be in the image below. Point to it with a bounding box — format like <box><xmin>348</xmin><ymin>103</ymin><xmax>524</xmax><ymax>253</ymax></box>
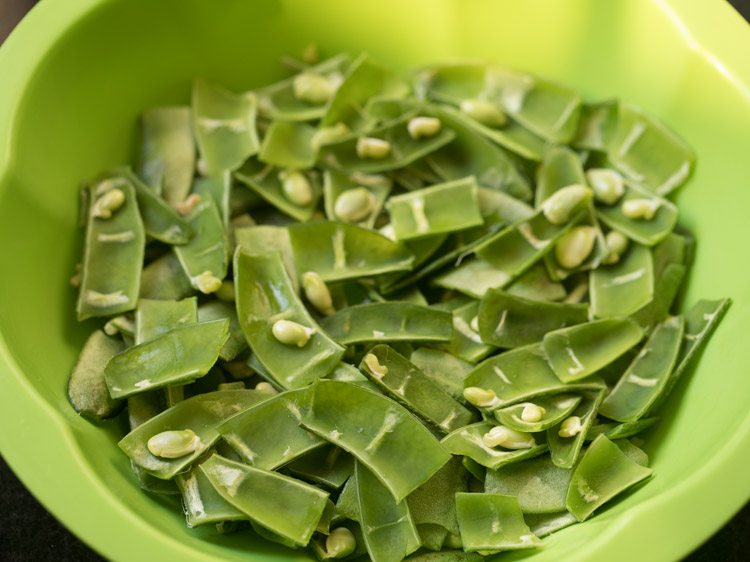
<box><xmin>1</xmin><ymin>0</ymin><xmax>749</xmax><ymax>561</ymax></box>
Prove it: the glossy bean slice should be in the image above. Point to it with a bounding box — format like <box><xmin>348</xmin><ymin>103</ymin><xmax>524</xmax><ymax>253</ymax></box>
<box><xmin>417</xmin><ymin>524</ymin><xmax>448</xmax><ymax>551</ymax></box>
<box><xmin>547</xmin><ymin>390</ymin><xmax>606</xmax><ymax>469</ymax></box>
<box><xmin>334</xmin><ymin>475</ymin><xmax>360</xmax><ymax>522</ymax></box>
<box><xmin>477</xmin><ymin>187</ymin><xmax>534</xmax><ymax>224</ymax></box>
<box><xmin>219</xmin><ymin>389</ymin><xmax>325</xmax><ymax>470</ymax></box>
<box><xmin>566</xmin><ymin>435</ymin><xmax>653</xmax><ymax>521</ymax></box>
<box><xmin>464</xmin><ymin>344</ymin><xmax>605</xmax><ymax>409</ymax></box>
<box><xmin>607</xmin><ymin>103</ymin><xmax>694</xmax><ymax>196</ymax></box>
<box><xmin>174</xmin><ymin>464</ymin><xmax>245</xmax><ymax>527</ymax></box>
<box><xmin>572</xmin><ymin>100</ymin><xmax>618</xmax><ymax>151</ymax></box>
<box><xmin>200</xmin><ymin>454</ymin><xmax>329</xmax><ymax>546</ymax></box>
<box><xmin>631</xmin><ymin>263</ymin><xmax>686</xmax><ymax>331</ymax></box>
<box><xmin>545</xmin><ymin>205</ymin><xmax>608</xmax><ymax>281</ymax></box>
<box><xmin>461</xmin><ymin>113</ymin><xmax>546</xmax><ymax>161</ymax></box>
<box><xmin>586</xmin><ymin>417</ymin><xmax>659</xmax><ymax>442</ymax></box>
<box><xmin>77</xmin><ymin>175</ymin><xmax>145</xmax><ymax>320</ymax></box>
<box><xmin>285</xmin><ymin>446</ymin><xmax>354</xmax><ymax>490</ymax></box>
<box><xmin>67</xmin><ymin>330</ymin><xmax>125</xmax><ymax>420</ymax></box>
<box><xmin>600</xmin><ymin>315</ymin><xmax>685</xmax><ymax>422</ymax></box>
<box><xmin>494</xmin><ymin>394</ymin><xmax>582</xmax><ymax>433</ymax></box>
<box><xmin>506</xmin><ymin>262</ymin><xmax>566</xmax><ymax>302</ymax></box>
<box><xmin>288</xmin><ymin>222</ymin><xmax>414</xmax><ymax>282</ymax></box>
<box><xmin>233</xmin><ymin>224</ymin><xmax>298</xmax><ymax>290</ymax></box>
<box><xmin>524</xmin><ymin>512</ymin><xmax>578</xmax><ymax>538</ymax></box>
<box><xmin>139</xmin><ymin>252</ymin><xmax>194</xmax><ymax>301</ymax></box>
<box><xmin>234</xmin><ymin>250</ymin><xmax>344</xmax><ymax>389</ymax></box>
<box><xmin>590</xmin><ymin>243</ymin><xmax>654</xmax><ymax>318</ymax></box>
<box><xmin>135</xmin><ymin>297</ymin><xmax>197</xmax><ymax>343</ymax></box>
<box><xmin>534</xmin><ymin>145</ymin><xmax>586</xmax><ymax>207</ymax></box>
<box><xmin>387</xmin><ymin>177</ymin><xmax>483</xmax><ymax>241</ymax></box>
<box><xmin>322</xmin><ymin>303</ymin><xmax>452</xmax><ymax>345</ymax></box>
<box><xmin>259</xmin><ymin>120</ymin><xmax>317</xmax><ymax>169</ymax></box>
<box><xmin>410</xmin><ymin>348</ymin><xmax>474</xmax><ymax>402</ymax></box>
<box><xmin>193</xmin><ymin>172</ymin><xmax>231</xmax><ymax>227</ymax></box>
<box><xmin>192</xmin><ymin>80</ymin><xmax>259</xmax><ymax>175</ymax></box>
<box><xmin>326</xmin><ymin>362</ymin><xmax>374</xmax><ymax>388</ymax></box>
<box><xmin>359</xmin><ymin>345</ymin><xmax>475</xmax><ymax>433</ymax></box>
<box><xmin>119</xmin><ymin>389</ymin><xmax>269</xmax><ymax>478</ymax></box>
<box><xmin>197</xmin><ymin>301</ymin><xmax>248</xmax><ymax>362</ymax></box>
<box><xmin>123</xmin><ymin>169</ymin><xmax>192</xmax><ymax>244</ymax></box>
<box><xmin>542</xmin><ymin>317</ymin><xmax>644</xmax><ymax>382</ymax></box>
<box><xmin>444</xmin><ymin>300</ymin><xmax>494</xmax><ymax>364</ymax></box>
<box><xmin>407</xmin><ymin>458</ymin><xmax>466</xmax><ymax>535</ymax></box>
<box><xmin>173</xmin><ymin>197</ymin><xmax>229</xmax><ymax>293</ymax></box>
<box><xmin>323</xmin><ymin>170</ymin><xmax>391</xmax><ymax>229</ymax></box>
<box><xmin>596</xmin><ymin>182</ymin><xmax>678</xmax><ymax>246</ymax></box>
<box><xmin>433</xmin><ymin>258</ymin><xmax>516</xmax><ymax>299</ymax></box>
<box><xmin>478</xmin><ymin>290</ymin><xmax>588</xmax><ymax>348</ymax></box>
<box><xmin>355</xmin><ymin>461</ymin><xmax>421</xmax><ymax>562</ymax></box>
<box><xmin>300</xmin><ymin>380</ymin><xmax>451</xmax><ymax>502</ymax></box>
<box><xmin>455</xmin><ymin>492</ymin><xmax>541</xmax><ymax>552</ymax></box>
<box><xmin>441</xmin><ymin>422</ymin><xmax>547</xmax><ymax>470</ymax></box>
<box><xmin>138</xmin><ymin>106</ymin><xmax>195</xmax><ymax>201</ymax></box>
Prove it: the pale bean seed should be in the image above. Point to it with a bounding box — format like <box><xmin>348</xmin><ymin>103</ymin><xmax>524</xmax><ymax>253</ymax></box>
<box><xmin>176</xmin><ymin>193</ymin><xmax>202</xmax><ymax>216</ymax></box>
<box><xmin>463</xmin><ymin>386</ymin><xmax>500</xmax><ymax>408</ymax></box>
<box><xmin>460</xmin><ymin>99</ymin><xmax>507</xmax><ymax>127</ymax></box>
<box><xmin>302</xmin><ymin>271</ymin><xmax>335</xmax><ymax>315</ymax></box>
<box><xmin>541</xmin><ymin>184</ymin><xmax>593</xmax><ymax>225</ymax></box>
<box><xmin>334</xmin><ymin>187</ymin><xmax>376</xmax><ymax>223</ymax></box>
<box><xmin>407</xmin><ymin>116</ymin><xmax>442</xmax><ymax>139</ymax></box>
<box><xmin>604</xmin><ymin>230</ymin><xmax>630</xmax><ymax>264</ymax></box>
<box><xmin>482</xmin><ymin>425</ymin><xmax>536</xmax><ymax>449</ymax></box>
<box><xmin>254</xmin><ymin>381</ymin><xmax>278</xmax><ymax>395</ymax></box>
<box><xmin>622</xmin><ymin>198</ymin><xmax>660</xmax><ymax>220</ymax></box>
<box><xmin>293</xmin><ymin>72</ymin><xmax>337</xmax><ymax>104</ymax></box>
<box><xmin>555</xmin><ymin>225</ymin><xmax>597</xmax><ymax>269</ymax></box>
<box><xmin>92</xmin><ymin>188</ymin><xmax>126</xmax><ymax>219</ymax></box>
<box><xmin>194</xmin><ymin>271</ymin><xmax>222</xmax><ymax>294</ymax></box>
<box><xmin>147</xmin><ymin>429</ymin><xmax>201</xmax><ymax>459</ymax></box>
<box><xmin>356</xmin><ymin>137</ymin><xmax>391</xmax><ymax>159</ymax></box>
<box><xmin>311</xmin><ymin>122</ymin><xmax>351</xmax><ymax>151</ymax></box>
<box><xmin>586</xmin><ymin>168</ymin><xmax>625</xmax><ymax>205</ymax></box>
<box><xmin>363</xmin><ymin>353</ymin><xmax>388</xmax><ymax>379</ymax></box>
<box><xmin>271</xmin><ymin>319</ymin><xmax>315</xmax><ymax>347</ymax></box>
<box><xmin>279</xmin><ymin>170</ymin><xmax>313</xmax><ymax>206</ymax></box>
<box><xmin>558</xmin><ymin>415</ymin><xmax>583</xmax><ymax>438</ymax></box>
<box><xmin>326</xmin><ymin>527</ymin><xmax>357</xmax><ymax>559</ymax></box>
<box><xmin>520</xmin><ymin>403</ymin><xmax>546</xmax><ymax>423</ymax></box>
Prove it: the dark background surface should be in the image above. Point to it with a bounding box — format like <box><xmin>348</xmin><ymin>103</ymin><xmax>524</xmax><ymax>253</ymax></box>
<box><xmin>1</xmin><ymin>0</ymin><xmax>749</xmax><ymax>561</ymax></box>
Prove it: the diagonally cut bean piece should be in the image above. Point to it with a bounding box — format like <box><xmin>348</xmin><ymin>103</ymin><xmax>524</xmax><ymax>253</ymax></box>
<box><xmin>542</xmin><ymin>317</ymin><xmax>644</xmax><ymax>382</ymax></box>
<box><xmin>259</xmin><ymin>121</ymin><xmax>317</xmax><ymax>169</ymax></box>
<box><xmin>566</xmin><ymin>435</ymin><xmax>653</xmax><ymax>521</ymax></box>
<box><xmin>407</xmin><ymin>457</ymin><xmax>467</xmax><ymax>535</ymax></box>
<box><xmin>586</xmin><ymin>417</ymin><xmax>659</xmax><ymax>442</ymax></box>
<box><xmin>535</xmin><ymin>145</ymin><xmax>586</xmax><ymax>207</ymax></box>
<box><xmin>323</xmin><ymin>170</ymin><xmax>391</xmax><ymax>229</ymax></box>
<box><xmin>441</xmin><ymin>422</ymin><xmax>547</xmax><ymax>470</ymax></box>
<box><xmin>358</xmin><ymin>345</ymin><xmax>475</xmax><ymax>433</ymax></box>
<box><xmin>524</xmin><ymin>511</ymin><xmax>578</xmax><ymax>538</ymax></box>
<box><xmin>285</xmin><ymin>445</ymin><xmax>354</xmax><ymax>490</ymax></box>
<box><xmin>355</xmin><ymin>461</ymin><xmax>421</xmax><ymax>562</ymax></box>
<box><xmin>590</xmin><ymin>243</ymin><xmax>654</xmax><ymax>318</ymax></box>
<box><xmin>135</xmin><ymin>297</ymin><xmax>197</xmax><ymax>344</ymax></box>
<box><xmin>631</xmin><ymin>263</ymin><xmax>686</xmax><ymax>331</ymax></box>
<box><xmin>193</xmin><ymin>172</ymin><xmax>231</xmax><ymax>227</ymax></box>
<box><xmin>234</xmin><ymin>250</ymin><xmax>344</xmax><ymax>389</ymax></box>
<box><xmin>321</xmin><ymin>303</ymin><xmax>453</xmax><ymax>345</ymax></box>
<box><xmin>599</xmin><ymin>315</ymin><xmax>685</xmax><ymax>422</ymax></box>
<box><xmin>192</xmin><ymin>80</ymin><xmax>259</xmax><ymax>175</ymax></box>
<box><xmin>409</xmin><ymin>348</ymin><xmax>474</xmax><ymax>401</ymax></box>
<box><xmin>494</xmin><ymin>394</ymin><xmax>582</xmax><ymax>433</ymax></box>
<box><xmin>174</xmin><ymin>464</ymin><xmax>246</xmax><ymax>528</ymax></box>
<box><xmin>478</xmin><ymin>290</ymin><xmax>588</xmax><ymax>348</ymax></box>
<box><xmin>233</xmin><ymin>224</ymin><xmax>298</xmax><ymax>290</ymax></box>
<box><xmin>547</xmin><ymin>390</ymin><xmax>605</xmax><ymax>469</ymax></box>
<box><xmin>139</xmin><ymin>252</ymin><xmax>194</xmax><ymax>301</ymax></box>
<box><xmin>572</xmin><ymin>100</ymin><xmax>618</xmax><ymax>151</ymax></box>
<box><xmin>200</xmin><ymin>453</ymin><xmax>329</xmax><ymax>545</ymax></box>
<box><xmin>444</xmin><ymin>301</ymin><xmax>495</xmax><ymax>364</ymax></box>
<box><xmin>77</xmin><ymin>175</ymin><xmax>145</xmax><ymax>320</ymax></box>
<box><xmin>299</xmin><ymin>380</ymin><xmax>451</xmax><ymax>502</ymax></box>
<box><xmin>288</xmin><ymin>222</ymin><xmax>415</xmax><ymax>282</ymax></box>
<box><xmin>123</xmin><ymin>169</ymin><xmax>192</xmax><ymax>244</ymax></box>
<box><xmin>104</xmin><ymin>319</ymin><xmax>229</xmax><ymax>398</ymax></box>
<box><xmin>197</xmin><ymin>300</ymin><xmax>247</xmax><ymax>362</ymax></box>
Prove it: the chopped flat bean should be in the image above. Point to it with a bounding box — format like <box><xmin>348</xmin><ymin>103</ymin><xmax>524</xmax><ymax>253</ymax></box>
<box><xmin>174</xmin><ymin>465</ymin><xmax>245</xmax><ymax>527</ymax></box>
<box><xmin>572</xmin><ymin>100</ymin><xmax>618</xmax><ymax>151</ymax></box>
<box><xmin>139</xmin><ymin>253</ymin><xmax>194</xmax><ymax>301</ymax></box>
<box><xmin>441</xmin><ymin>422</ymin><xmax>547</xmax><ymax>470</ymax></box>
<box><xmin>286</xmin><ymin>446</ymin><xmax>354</xmax><ymax>490</ymax></box>
<box><xmin>535</xmin><ymin>146</ymin><xmax>586</xmax><ymax>207</ymax></box>
<box><xmin>587</xmin><ymin>417</ymin><xmax>659</xmax><ymax>442</ymax></box>
<box><xmin>193</xmin><ymin>172</ymin><xmax>231</xmax><ymax>227</ymax></box>
<box><xmin>410</xmin><ymin>348</ymin><xmax>473</xmax><ymax>401</ymax></box>
<box><xmin>259</xmin><ymin>121</ymin><xmax>317</xmax><ymax>169</ymax></box>
<box><xmin>547</xmin><ymin>390</ymin><xmax>605</xmax><ymax>468</ymax></box>
<box><xmin>135</xmin><ymin>297</ymin><xmax>196</xmax><ymax>343</ymax></box>
<box><xmin>233</xmin><ymin>224</ymin><xmax>299</xmax><ymax>290</ymax></box>
<box><xmin>197</xmin><ymin>301</ymin><xmax>247</xmax><ymax>361</ymax></box>
<box><xmin>590</xmin><ymin>243</ymin><xmax>654</xmax><ymax>318</ymax></box>
<box><xmin>494</xmin><ymin>394</ymin><xmax>582</xmax><ymax>433</ymax></box>
<box><xmin>455</xmin><ymin>492</ymin><xmax>541</xmax><ymax>552</ymax></box>
<box><xmin>123</xmin><ymin>169</ymin><xmax>192</xmax><ymax>244</ymax></box>
<box><xmin>525</xmin><ymin>511</ymin><xmax>578</xmax><ymax>538</ymax></box>
<box><xmin>324</xmin><ymin>170</ymin><xmax>391</xmax><ymax>228</ymax></box>
<box><xmin>407</xmin><ymin>458</ymin><xmax>466</xmax><ymax>535</ymax></box>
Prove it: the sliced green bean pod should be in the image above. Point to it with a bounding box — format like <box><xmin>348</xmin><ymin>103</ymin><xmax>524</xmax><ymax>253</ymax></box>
<box><xmin>524</xmin><ymin>511</ymin><xmax>578</xmax><ymax>538</ymax></box>
<box><xmin>324</xmin><ymin>170</ymin><xmax>391</xmax><ymax>228</ymax></box>
<box><xmin>334</xmin><ymin>476</ymin><xmax>360</xmax><ymax>522</ymax></box>
<box><xmin>586</xmin><ymin>417</ymin><xmax>659</xmax><ymax>442</ymax></box>
<box><xmin>607</xmin><ymin>103</ymin><xmax>694</xmax><ymax>196</ymax></box>
<box><xmin>192</xmin><ymin>80</ymin><xmax>259</xmax><ymax>175</ymax></box>
<box><xmin>193</xmin><ymin>172</ymin><xmax>231</xmax><ymax>227</ymax></box>
<box><xmin>547</xmin><ymin>390</ymin><xmax>605</xmax><ymax>469</ymax></box>
<box><xmin>139</xmin><ymin>252</ymin><xmax>194</xmax><ymax>301</ymax></box>
<box><xmin>174</xmin><ymin>464</ymin><xmax>246</xmax><ymax>527</ymax></box>
<box><xmin>358</xmin><ymin>345</ymin><xmax>474</xmax><ymax>433</ymax></box>
<box><xmin>590</xmin><ymin>243</ymin><xmax>654</xmax><ymax>318</ymax></box>
<box><xmin>631</xmin><ymin>263</ymin><xmax>686</xmax><ymax>331</ymax></box>
<box><xmin>322</xmin><ymin>303</ymin><xmax>452</xmax><ymax>345</ymax></box>
<box><xmin>542</xmin><ymin>317</ymin><xmax>644</xmax><ymax>383</ymax></box>
<box><xmin>572</xmin><ymin>100</ymin><xmax>618</xmax><ymax>151</ymax></box>
<box><xmin>418</xmin><ymin>524</ymin><xmax>449</xmax><ymax>551</ymax></box>
<box><xmin>104</xmin><ymin>319</ymin><xmax>229</xmax><ymax>398</ymax></box>
<box><xmin>197</xmin><ymin>301</ymin><xmax>248</xmax><ymax>362</ymax></box>
<box><xmin>200</xmin><ymin>453</ymin><xmax>329</xmax><ymax>545</ymax></box>
<box><xmin>77</xmin><ymin>176</ymin><xmax>145</xmax><ymax>320</ymax></box>
<box><xmin>407</xmin><ymin>458</ymin><xmax>466</xmax><ymax>535</ymax></box>
<box><xmin>566</xmin><ymin>435</ymin><xmax>653</xmax><ymax>521</ymax></box>
<box><xmin>135</xmin><ymin>297</ymin><xmax>197</xmax><ymax>343</ymax></box>
<box><xmin>410</xmin><ymin>348</ymin><xmax>473</xmax><ymax>402</ymax></box>
<box><xmin>494</xmin><ymin>394</ymin><xmax>582</xmax><ymax>433</ymax></box>
<box><xmin>441</xmin><ymin>422</ymin><xmax>547</xmax><ymax>470</ymax></box>
<box><xmin>599</xmin><ymin>316</ymin><xmax>685</xmax><ymax>422</ymax></box>
<box><xmin>460</xmin><ymin>112</ymin><xmax>546</xmax><ymax>161</ymax></box>
<box><xmin>233</xmin><ymin>224</ymin><xmax>299</xmax><ymax>290</ymax></box>
<box><xmin>505</xmin><ymin>262</ymin><xmax>566</xmax><ymax>302</ymax></box>
<box><xmin>259</xmin><ymin>120</ymin><xmax>317</xmax><ymax>169</ymax></box>
<box><xmin>288</xmin><ymin>222</ymin><xmax>414</xmax><ymax>282</ymax></box>
<box><xmin>478</xmin><ymin>290</ymin><xmax>588</xmax><ymax>348</ymax></box>
<box><xmin>355</xmin><ymin>461</ymin><xmax>421</xmax><ymax>562</ymax></box>
<box><xmin>300</xmin><ymin>380</ymin><xmax>451</xmax><ymax>501</ymax></box>
<box><xmin>477</xmin><ymin>187</ymin><xmax>534</xmax><ymax>224</ymax></box>
<box><xmin>119</xmin><ymin>389</ymin><xmax>268</xmax><ymax>478</ymax></box>
<box><xmin>286</xmin><ymin>446</ymin><xmax>354</xmax><ymax>490</ymax></box>
<box><xmin>67</xmin><ymin>330</ymin><xmax>125</xmax><ymax>420</ymax></box>
<box><xmin>138</xmin><ymin>106</ymin><xmax>195</xmax><ymax>201</ymax></box>
<box><xmin>234</xmin><ymin>250</ymin><xmax>344</xmax><ymax>388</ymax></box>
<box><xmin>535</xmin><ymin>145</ymin><xmax>586</xmax><ymax>207</ymax></box>
<box><xmin>455</xmin><ymin>492</ymin><xmax>541</xmax><ymax>552</ymax></box>
<box><xmin>433</xmin><ymin>258</ymin><xmax>514</xmax><ymax>299</ymax></box>
<box><xmin>444</xmin><ymin>301</ymin><xmax>494</xmax><ymax>363</ymax></box>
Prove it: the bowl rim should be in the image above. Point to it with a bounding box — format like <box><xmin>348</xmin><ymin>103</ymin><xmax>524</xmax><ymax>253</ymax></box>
<box><xmin>0</xmin><ymin>1</ymin><xmax>749</xmax><ymax>561</ymax></box>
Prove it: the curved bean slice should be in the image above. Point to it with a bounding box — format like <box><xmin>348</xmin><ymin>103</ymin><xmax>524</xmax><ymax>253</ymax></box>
<box><xmin>200</xmin><ymin>454</ymin><xmax>329</xmax><ymax>546</ymax></box>
<box><xmin>233</xmin><ymin>224</ymin><xmax>298</xmax><ymax>290</ymax></box>
<box><xmin>607</xmin><ymin>103</ymin><xmax>694</xmax><ymax>196</ymax></box>
<box><xmin>525</xmin><ymin>511</ymin><xmax>578</xmax><ymax>538</ymax></box>
<box><xmin>566</xmin><ymin>435</ymin><xmax>653</xmax><ymax>521</ymax></box>
<box><xmin>193</xmin><ymin>172</ymin><xmax>231</xmax><ymax>227</ymax></box>
<box><xmin>299</xmin><ymin>380</ymin><xmax>451</xmax><ymax>501</ymax></box>
<box><xmin>505</xmin><ymin>263</ymin><xmax>566</xmax><ymax>302</ymax></box>
<box><xmin>139</xmin><ymin>253</ymin><xmax>194</xmax><ymax>301</ymax></box>
<box><xmin>259</xmin><ymin>121</ymin><xmax>317</xmax><ymax>169</ymax></box>
<box><xmin>322</xmin><ymin>303</ymin><xmax>452</xmax><ymax>345</ymax></box>
<box><xmin>355</xmin><ymin>461</ymin><xmax>421</xmax><ymax>562</ymax></box>
<box><xmin>135</xmin><ymin>297</ymin><xmax>197</xmax><ymax>343</ymax></box>
<box><xmin>119</xmin><ymin>389</ymin><xmax>269</xmax><ymax>478</ymax></box>
<box><xmin>192</xmin><ymin>80</ymin><xmax>259</xmax><ymax>175</ymax></box>
<box><xmin>455</xmin><ymin>492</ymin><xmax>541</xmax><ymax>552</ymax></box>
<box><xmin>477</xmin><ymin>187</ymin><xmax>534</xmax><ymax>224</ymax></box>
<box><xmin>104</xmin><ymin>319</ymin><xmax>229</xmax><ymax>398</ymax></box>
<box><xmin>410</xmin><ymin>348</ymin><xmax>473</xmax><ymax>401</ymax></box>
<box><xmin>173</xmin><ymin>197</ymin><xmax>229</xmax><ymax>292</ymax></box>
<box><xmin>441</xmin><ymin>422</ymin><xmax>547</xmax><ymax>470</ymax></box>
<box><xmin>138</xmin><ymin>107</ymin><xmax>195</xmax><ymax>201</ymax></box>
<box><xmin>597</xmin><ymin>183</ymin><xmax>678</xmax><ymax>246</ymax></box>
<box><xmin>234</xmin><ymin>250</ymin><xmax>344</xmax><ymax>389</ymax></box>
<box><xmin>334</xmin><ymin>475</ymin><xmax>360</xmax><ymax>522</ymax></box>
<box><xmin>572</xmin><ymin>100</ymin><xmax>618</xmax><ymax>151</ymax></box>
<box><xmin>323</xmin><ymin>170</ymin><xmax>391</xmax><ymax>229</ymax></box>
<box><xmin>478</xmin><ymin>290</ymin><xmax>588</xmax><ymax>348</ymax></box>
<box><xmin>174</xmin><ymin>464</ymin><xmax>245</xmax><ymax>527</ymax></box>
<box><xmin>77</xmin><ymin>175</ymin><xmax>145</xmax><ymax>320</ymax></box>
<box><xmin>461</xmin><ymin>115</ymin><xmax>546</xmax><ymax>162</ymax></box>
<box><xmin>67</xmin><ymin>330</ymin><xmax>125</xmax><ymax>420</ymax></box>
<box><xmin>433</xmin><ymin>258</ymin><xmax>513</xmax><ymax>299</ymax></box>
<box><xmin>586</xmin><ymin>417</ymin><xmax>659</xmax><ymax>442</ymax></box>
<box><xmin>288</xmin><ymin>222</ymin><xmax>414</xmax><ymax>282</ymax></box>
<box><xmin>285</xmin><ymin>446</ymin><xmax>354</xmax><ymax>490</ymax></box>
<box><xmin>407</xmin><ymin>458</ymin><xmax>466</xmax><ymax>534</ymax></box>
<box><xmin>197</xmin><ymin>301</ymin><xmax>247</xmax><ymax>362</ymax></box>
<box><xmin>542</xmin><ymin>318</ymin><xmax>644</xmax><ymax>383</ymax></box>
<box><xmin>547</xmin><ymin>390</ymin><xmax>605</xmax><ymax>469</ymax></box>
<box><xmin>545</xmin><ymin>206</ymin><xmax>608</xmax><ymax>281</ymax></box>
<box><xmin>219</xmin><ymin>389</ymin><xmax>325</xmax><ymax>470</ymax></box>
<box><xmin>444</xmin><ymin>301</ymin><xmax>494</xmax><ymax>364</ymax></box>
<box><xmin>418</xmin><ymin>524</ymin><xmax>448</xmax><ymax>551</ymax></box>
<box><xmin>631</xmin><ymin>263</ymin><xmax>686</xmax><ymax>331</ymax></box>
<box><xmin>599</xmin><ymin>315</ymin><xmax>685</xmax><ymax>422</ymax></box>
<box><xmin>590</xmin><ymin>243</ymin><xmax>654</xmax><ymax>318</ymax></box>
<box><xmin>534</xmin><ymin>146</ymin><xmax>586</xmax><ymax>207</ymax></box>
<box><xmin>359</xmin><ymin>345</ymin><xmax>474</xmax><ymax>434</ymax></box>
<box><xmin>494</xmin><ymin>394</ymin><xmax>582</xmax><ymax>433</ymax></box>
<box><xmin>327</xmin><ymin>363</ymin><xmax>375</xmax><ymax>389</ymax></box>
<box><xmin>464</xmin><ymin>344</ymin><xmax>605</xmax><ymax>409</ymax></box>
<box><xmin>387</xmin><ymin>177</ymin><xmax>483</xmax><ymax>241</ymax></box>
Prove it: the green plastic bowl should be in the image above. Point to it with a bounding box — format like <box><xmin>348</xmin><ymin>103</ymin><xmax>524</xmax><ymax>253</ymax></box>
<box><xmin>0</xmin><ymin>0</ymin><xmax>748</xmax><ymax>560</ymax></box>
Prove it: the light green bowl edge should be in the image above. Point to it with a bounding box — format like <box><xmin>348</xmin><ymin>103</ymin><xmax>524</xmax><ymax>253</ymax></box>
<box><xmin>0</xmin><ymin>1</ymin><xmax>748</xmax><ymax>561</ymax></box>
